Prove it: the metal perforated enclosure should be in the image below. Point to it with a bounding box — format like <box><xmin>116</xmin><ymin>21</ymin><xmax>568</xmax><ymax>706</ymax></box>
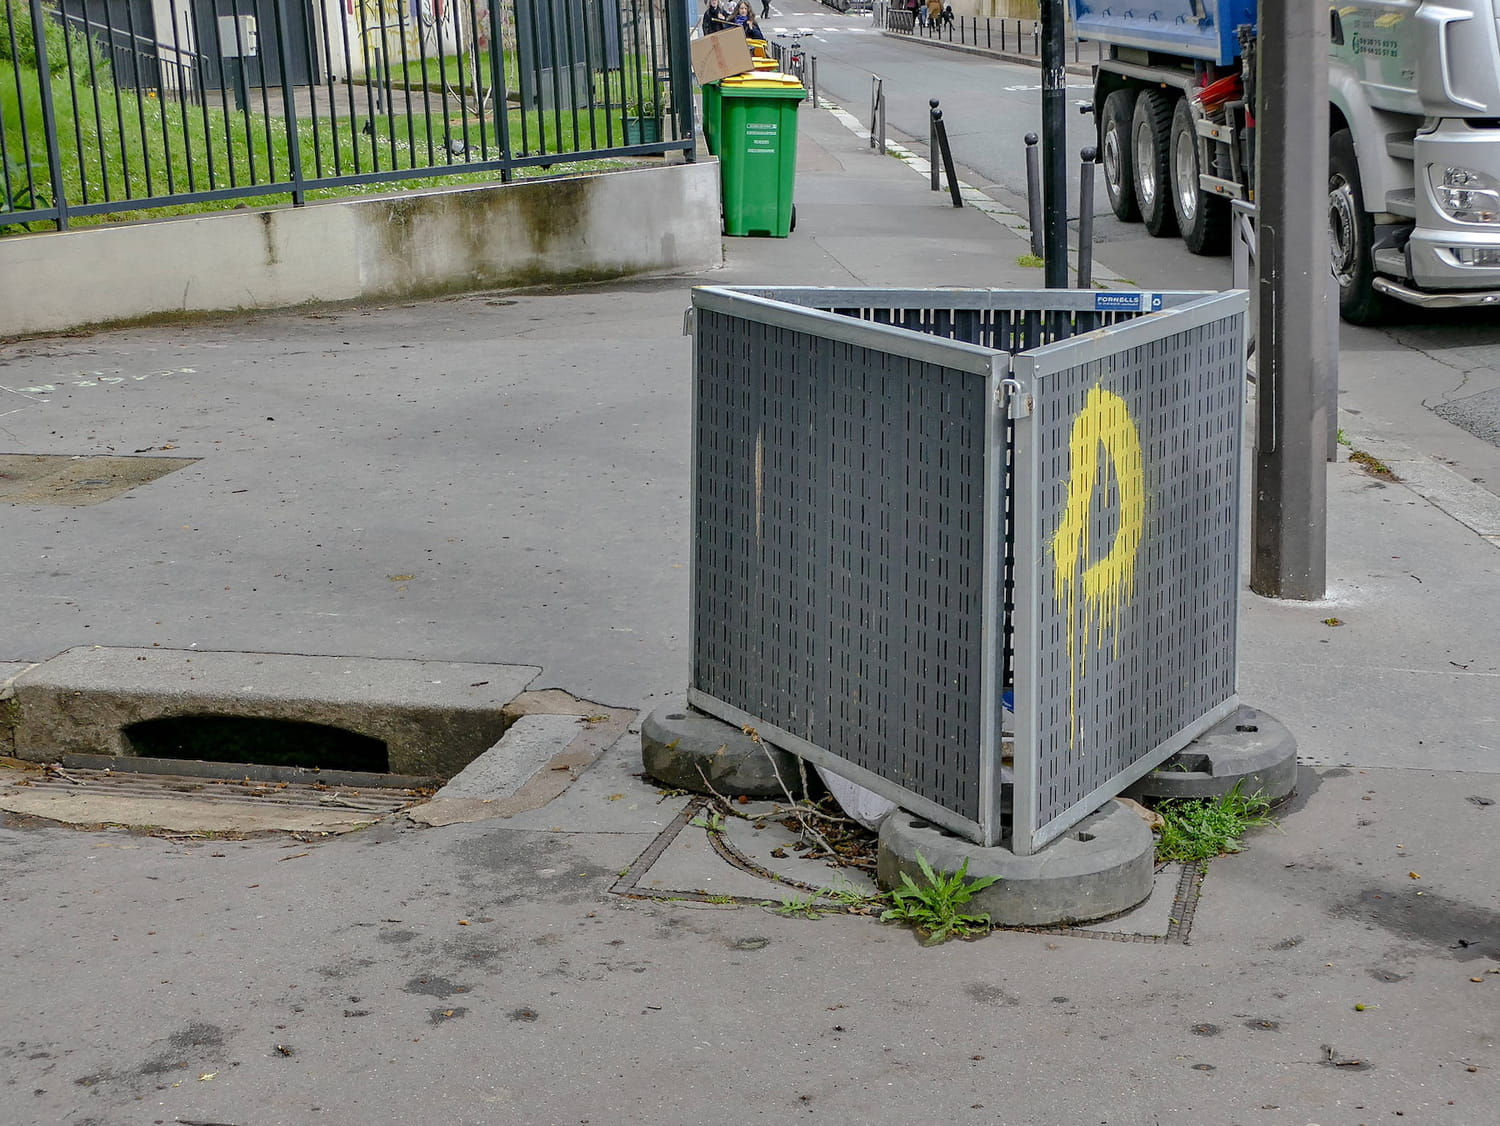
<box><xmin>687</xmin><ymin>287</ymin><xmax>1247</xmax><ymax>852</ymax></box>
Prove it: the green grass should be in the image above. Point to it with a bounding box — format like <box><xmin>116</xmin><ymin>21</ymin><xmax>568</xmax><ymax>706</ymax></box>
<box><xmin>1154</xmin><ymin>784</ymin><xmax>1277</xmax><ymax>863</ymax></box>
<box><xmin>881</xmin><ymin>851</ymin><xmax>998</xmax><ymax>944</ymax></box>
<box><xmin>4</xmin><ymin>36</ymin><xmax>658</xmax><ymax>231</ymax></box>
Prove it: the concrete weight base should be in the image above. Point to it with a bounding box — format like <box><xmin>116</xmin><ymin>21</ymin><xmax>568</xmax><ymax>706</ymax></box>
<box><xmin>877</xmin><ymin>800</ymin><xmax>1154</xmax><ymax>928</ymax></box>
<box><xmin>640</xmin><ymin>701</ymin><xmax>805</xmax><ymax>799</ymax></box>
<box><xmin>1123</xmin><ymin>704</ymin><xmax>1298</xmax><ymax>805</ymax></box>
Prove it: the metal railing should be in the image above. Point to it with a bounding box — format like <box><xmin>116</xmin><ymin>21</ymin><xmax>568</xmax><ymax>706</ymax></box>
<box><xmin>874</xmin><ymin>5</ymin><xmax>1102</xmax><ymax>63</ymax></box>
<box><xmin>1</xmin><ymin>0</ymin><xmax>694</xmax><ymax>232</ymax></box>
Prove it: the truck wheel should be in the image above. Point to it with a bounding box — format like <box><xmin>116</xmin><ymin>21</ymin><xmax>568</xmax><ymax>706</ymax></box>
<box><xmin>1328</xmin><ymin>128</ymin><xmax>1385</xmax><ymax>325</ymax></box>
<box><xmin>1101</xmin><ymin>89</ymin><xmax>1138</xmax><ymax>221</ymax></box>
<box><xmin>1169</xmin><ymin>97</ymin><xmax>1229</xmax><ymax>254</ymax></box>
<box><xmin>1132</xmin><ymin>88</ymin><xmax>1178</xmax><ymax>237</ymax></box>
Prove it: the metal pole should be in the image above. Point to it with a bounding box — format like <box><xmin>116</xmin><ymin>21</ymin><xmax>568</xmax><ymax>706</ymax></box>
<box><xmin>1024</xmin><ymin>132</ymin><xmax>1043</xmax><ymax>257</ymax></box>
<box><xmin>930</xmin><ymin>98</ymin><xmax>940</xmax><ymax>191</ymax></box>
<box><xmin>665</xmin><ymin>0</ymin><xmax>695</xmax><ymax>160</ymax></box>
<box><xmin>28</xmin><ymin>0</ymin><xmax>70</xmax><ymax>228</ymax></box>
<box><xmin>1076</xmin><ymin>145</ymin><xmax>1095</xmax><ymax>288</ymax></box>
<box><xmin>810</xmin><ymin>56</ymin><xmax>818</xmax><ymax>109</ymax></box>
<box><xmin>1039</xmin><ymin>0</ymin><xmax>1067</xmax><ymax>287</ymax></box>
<box><xmin>272</xmin><ymin>0</ymin><xmax>306</xmax><ymax>205</ymax></box>
<box><xmin>1251</xmin><ymin>0</ymin><xmax>1329</xmax><ymax>599</ymax></box>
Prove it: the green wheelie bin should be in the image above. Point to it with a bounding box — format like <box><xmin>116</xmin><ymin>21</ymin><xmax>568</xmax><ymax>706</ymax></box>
<box><xmin>702</xmin><ymin>53</ymin><xmax>777</xmax><ymax>156</ymax></box>
<box><xmin>717</xmin><ymin>72</ymin><xmax>806</xmax><ymax>238</ymax></box>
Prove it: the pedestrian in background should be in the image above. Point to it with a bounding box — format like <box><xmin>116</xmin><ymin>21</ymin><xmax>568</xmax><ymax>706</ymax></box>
<box><xmin>760</xmin><ymin>0</ymin><xmax>771</xmax><ymax>18</ymax></box>
<box><xmin>734</xmin><ymin>1</ymin><xmax>764</xmax><ymax>39</ymax></box>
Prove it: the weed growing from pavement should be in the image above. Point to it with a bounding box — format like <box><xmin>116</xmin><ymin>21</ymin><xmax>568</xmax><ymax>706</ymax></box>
<box><xmin>1016</xmin><ymin>253</ymin><xmax>1045</xmax><ymax>268</ymax></box>
<box><xmin>1348</xmin><ymin>448</ymin><xmax>1395</xmax><ymax>478</ymax></box>
<box><xmin>881</xmin><ymin>851</ymin><xmax>998</xmax><ymax>945</ymax></box>
<box><xmin>767</xmin><ymin>882</ymin><xmax>885</xmax><ymax>920</ymax></box>
<box><xmin>1153</xmin><ymin>783</ymin><xmax>1277</xmax><ymax>863</ymax></box>
<box><xmin>690</xmin><ymin>808</ymin><xmax>727</xmax><ymax>834</ymax></box>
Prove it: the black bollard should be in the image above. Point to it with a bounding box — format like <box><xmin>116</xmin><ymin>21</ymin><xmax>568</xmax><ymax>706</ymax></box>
<box><xmin>930</xmin><ymin>98</ymin><xmax>941</xmax><ymax>191</ymax></box>
<box><xmin>1077</xmin><ymin>145</ymin><xmax>1097</xmax><ymax>289</ymax></box>
<box><xmin>1024</xmin><ymin>132</ymin><xmax>1044</xmax><ymax>257</ymax></box>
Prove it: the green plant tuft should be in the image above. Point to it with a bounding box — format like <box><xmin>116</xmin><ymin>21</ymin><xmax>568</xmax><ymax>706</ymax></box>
<box><xmin>881</xmin><ymin>851</ymin><xmax>998</xmax><ymax>944</ymax></box>
<box><xmin>1016</xmin><ymin>253</ymin><xmax>1045</xmax><ymax>268</ymax></box>
<box><xmin>1154</xmin><ymin>783</ymin><xmax>1276</xmax><ymax>863</ymax></box>
<box><xmin>690</xmin><ymin>808</ymin><xmax>726</xmax><ymax>834</ymax></box>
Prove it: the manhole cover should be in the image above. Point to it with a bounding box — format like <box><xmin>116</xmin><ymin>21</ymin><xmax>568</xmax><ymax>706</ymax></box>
<box><xmin>0</xmin><ymin>453</ymin><xmax>196</xmax><ymax>506</ymax></box>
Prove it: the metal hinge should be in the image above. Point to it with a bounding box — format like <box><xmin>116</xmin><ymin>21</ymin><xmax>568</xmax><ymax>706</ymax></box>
<box><xmin>682</xmin><ymin>308</ymin><xmax>696</xmax><ymax>337</ymax></box>
<box><xmin>1001</xmin><ymin>377</ymin><xmax>1032</xmax><ymax>418</ymax></box>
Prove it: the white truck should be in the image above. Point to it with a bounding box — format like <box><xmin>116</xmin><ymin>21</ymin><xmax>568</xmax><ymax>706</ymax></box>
<box><xmin>1071</xmin><ymin>0</ymin><xmax>1500</xmax><ymax>322</ymax></box>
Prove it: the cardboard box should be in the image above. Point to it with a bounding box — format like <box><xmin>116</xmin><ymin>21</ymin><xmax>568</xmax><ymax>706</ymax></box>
<box><xmin>690</xmin><ymin>28</ymin><xmax>754</xmax><ymax>84</ymax></box>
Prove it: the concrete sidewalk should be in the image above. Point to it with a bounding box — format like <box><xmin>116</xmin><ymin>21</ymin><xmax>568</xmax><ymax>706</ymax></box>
<box><xmin>1</xmin><ymin>93</ymin><xmax>1498</xmax><ymax>1126</ymax></box>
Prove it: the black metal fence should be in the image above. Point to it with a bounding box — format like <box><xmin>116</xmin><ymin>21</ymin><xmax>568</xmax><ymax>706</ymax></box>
<box><xmin>1</xmin><ymin>0</ymin><xmax>694</xmax><ymax>231</ymax></box>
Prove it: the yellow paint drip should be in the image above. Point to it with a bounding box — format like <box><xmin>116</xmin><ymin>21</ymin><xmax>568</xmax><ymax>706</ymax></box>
<box><xmin>1049</xmin><ymin>386</ymin><xmax>1145</xmax><ymax>746</ymax></box>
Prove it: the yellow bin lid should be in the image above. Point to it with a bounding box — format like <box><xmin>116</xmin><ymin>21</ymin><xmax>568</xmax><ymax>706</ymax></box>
<box><xmin>721</xmin><ymin>72</ymin><xmax>804</xmax><ymax>89</ymax></box>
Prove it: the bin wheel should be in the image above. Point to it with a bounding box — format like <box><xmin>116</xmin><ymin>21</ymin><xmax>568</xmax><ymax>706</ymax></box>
<box><xmin>790</xmin><ymin>205</ymin><xmax>796</xmax><ymax>233</ymax></box>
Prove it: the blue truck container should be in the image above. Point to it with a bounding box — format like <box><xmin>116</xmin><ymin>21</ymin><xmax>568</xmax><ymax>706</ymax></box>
<box><xmin>1069</xmin><ymin>0</ymin><xmax>1256</xmax><ymax>66</ymax></box>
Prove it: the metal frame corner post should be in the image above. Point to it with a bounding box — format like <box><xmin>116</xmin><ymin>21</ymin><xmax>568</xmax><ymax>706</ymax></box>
<box><xmin>979</xmin><ymin>355</ymin><xmax>1016</xmax><ymax>848</ymax></box>
<box><xmin>1004</xmin><ymin>354</ymin><xmax>1042</xmax><ymax>855</ymax></box>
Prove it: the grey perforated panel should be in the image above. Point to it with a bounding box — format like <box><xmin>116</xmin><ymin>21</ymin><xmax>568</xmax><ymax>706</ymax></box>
<box><xmin>691</xmin><ymin>304</ymin><xmax>998</xmax><ymax>829</ymax></box>
<box><xmin>1017</xmin><ymin>309</ymin><xmax>1246</xmax><ymax>850</ymax></box>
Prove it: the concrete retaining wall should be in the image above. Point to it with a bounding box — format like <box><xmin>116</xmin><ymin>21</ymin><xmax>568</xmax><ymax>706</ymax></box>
<box><xmin>0</xmin><ymin>161</ymin><xmax>721</xmax><ymax>337</ymax></box>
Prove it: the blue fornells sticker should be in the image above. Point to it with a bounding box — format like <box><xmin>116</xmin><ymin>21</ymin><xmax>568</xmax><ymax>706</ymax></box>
<box><xmin>1094</xmin><ymin>292</ymin><xmax>1164</xmax><ymax>312</ymax></box>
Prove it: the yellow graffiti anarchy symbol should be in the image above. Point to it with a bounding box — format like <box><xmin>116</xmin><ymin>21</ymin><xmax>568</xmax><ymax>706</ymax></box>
<box><xmin>1049</xmin><ymin>385</ymin><xmax>1146</xmax><ymax>746</ymax></box>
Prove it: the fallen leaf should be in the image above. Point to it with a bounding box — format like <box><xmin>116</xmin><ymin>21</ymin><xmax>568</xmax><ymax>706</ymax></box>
<box><xmin>607</xmin><ymin>793</ymin><xmax>625</xmax><ymax>801</ymax></box>
<box><xmin>1322</xmin><ymin>617</ymin><xmax>1344</xmax><ymax>627</ymax></box>
<box><xmin>198</xmin><ymin>1072</ymin><xmax>216</xmax><ymax>1081</ymax></box>
<box><xmin>1409</xmin><ymin>872</ymin><xmax>1421</xmax><ymax>879</ymax></box>
<box><xmin>458</xmin><ymin>919</ymin><xmax>471</xmax><ymax>926</ymax></box>
<box><xmin>389</xmin><ymin>574</ymin><xmax>414</xmax><ymax>582</ymax></box>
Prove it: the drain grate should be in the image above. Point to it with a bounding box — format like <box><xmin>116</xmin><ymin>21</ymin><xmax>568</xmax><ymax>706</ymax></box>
<box><xmin>0</xmin><ymin>760</ymin><xmax>428</xmax><ymax>834</ymax></box>
<box><xmin>0</xmin><ymin>453</ymin><xmax>196</xmax><ymax>506</ymax></box>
